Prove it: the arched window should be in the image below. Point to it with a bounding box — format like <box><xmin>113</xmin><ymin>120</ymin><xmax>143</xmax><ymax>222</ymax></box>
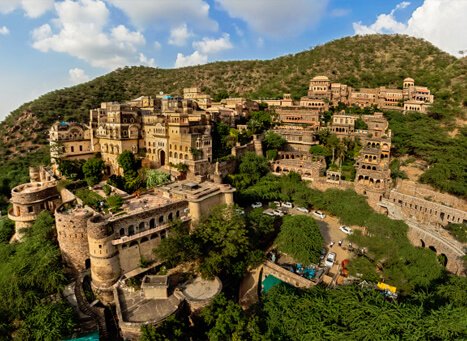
<box><xmin>168</xmin><ymin>212</ymin><xmax>173</xmax><ymax>221</ymax></box>
<box><xmin>159</xmin><ymin>215</ymin><xmax>164</xmax><ymax>223</ymax></box>
<box><xmin>128</xmin><ymin>225</ymin><xmax>135</xmax><ymax>236</ymax></box>
<box><xmin>119</xmin><ymin>228</ymin><xmax>125</xmax><ymax>237</ymax></box>
<box><xmin>149</xmin><ymin>218</ymin><xmax>155</xmax><ymax>228</ymax></box>
<box><xmin>139</xmin><ymin>222</ymin><xmax>145</xmax><ymax>231</ymax></box>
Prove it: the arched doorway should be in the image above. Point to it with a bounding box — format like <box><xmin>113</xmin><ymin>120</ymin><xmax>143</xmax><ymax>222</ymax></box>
<box><xmin>420</xmin><ymin>239</ymin><xmax>425</xmax><ymax>248</ymax></box>
<box><xmin>438</xmin><ymin>253</ymin><xmax>448</xmax><ymax>267</ymax></box>
<box><xmin>429</xmin><ymin>245</ymin><xmax>437</xmax><ymax>253</ymax></box>
<box><xmin>85</xmin><ymin>258</ymin><xmax>91</xmax><ymax>269</ymax></box>
<box><xmin>159</xmin><ymin>150</ymin><xmax>166</xmax><ymax>166</ymax></box>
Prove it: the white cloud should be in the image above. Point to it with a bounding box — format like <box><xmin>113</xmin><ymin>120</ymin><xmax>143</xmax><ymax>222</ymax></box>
<box><xmin>138</xmin><ymin>53</ymin><xmax>155</xmax><ymax>67</ymax></box>
<box><xmin>31</xmin><ymin>0</ymin><xmax>155</xmax><ymax>70</ymax></box>
<box><xmin>216</xmin><ymin>0</ymin><xmax>329</xmax><ymax>38</ymax></box>
<box><xmin>154</xmin><ymin>41</ymin><xmax>161</xmax><ymax>49</ymax></box>
<box><xmin>69</xmin><ymin>68</ymin><xmax>90</xmax><ymax>84</ymax></box>
<box><xmin>0</xmin><ymin>0</ymin><xmax>54</xmax><ymax>18</ymax></box>
<box><xmin>174</xmin><ymin>51</ymin><xmax>208</xmax><ymax>68</ymax></box>
<box><xmin>353</xmin><ymin>0</ymin><xmax>467</xmax><ymax>56</ymax></box>
<box><xmin>107</xmin><ymin>0</ymin><xmax>218</xmax><ymax>31</ymax></box>
<box><xmin>192</xmin><ymin>33</ymin><xmax>232</xmax><ymax>54</ymax></box>
<box><xmin>168</xmin><ymin>23</ymin><xmax>192</xmax><ymax>46</ymax></box>
<box><xmin>353</xmin><ymin>1</ymin><xmax>409</xmax><ymax>35</ymax></box>
<box><xmin>0</xmin><ymin>26</ymin><xmax>9</xmax><ymax>35</ymax></box>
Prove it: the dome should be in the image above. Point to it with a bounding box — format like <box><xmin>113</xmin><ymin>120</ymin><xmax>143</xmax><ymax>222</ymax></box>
<box><xmin>404</xmin><ymin>77</ymin><xmax>414</xmax><ymax>82</ymax></box>
<box><xmin>312</xmin><ymin>75</ymin><xmax>330</xmax><ymax>81</ymax></box>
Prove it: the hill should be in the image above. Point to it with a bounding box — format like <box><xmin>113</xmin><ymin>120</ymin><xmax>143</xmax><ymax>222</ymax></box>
<box><xmin>0</xmin><ymin>34</ymin><xmax>465</xmax><ymax>211</ymax></box>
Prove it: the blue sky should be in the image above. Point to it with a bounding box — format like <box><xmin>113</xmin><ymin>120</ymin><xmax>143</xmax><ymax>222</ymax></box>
<box><xmin>0</xmin><ymin>0</ymin><xmax>465</xmax><ymax>121</ymax></box>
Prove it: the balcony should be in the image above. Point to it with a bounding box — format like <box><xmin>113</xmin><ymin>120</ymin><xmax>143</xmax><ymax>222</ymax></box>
<box><xmin>111</xmin><ymin>215</ymin><xmax>190</xmax><ymax>245</ymax></box>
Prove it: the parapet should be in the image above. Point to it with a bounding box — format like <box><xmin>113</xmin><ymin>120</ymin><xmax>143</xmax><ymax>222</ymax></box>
<box><xmin>11</xmin><ymin>182</ymin><xmax>58</xmax><ymax>205</ymax></box>
<box><xmin>87</xmin><ymin>214</ymin><xmax>111</xmax><ymax>239</ymax></box>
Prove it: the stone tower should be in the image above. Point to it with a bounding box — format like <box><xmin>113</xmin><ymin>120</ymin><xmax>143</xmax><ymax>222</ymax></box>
<box><xmin>55</xmin><ymin>200</ymin><xmax>92</xmax><ymax>272</ymax></box>
<box><xmin>8</xmin><ymin>167</ymin><xmax>61</xmax><ymax>241</ymax></box>
<box><xmin>403</xmin><ymin>77</ymin><xmax>415</xmax><ymax>89</ymax></box>
<box><xmin>87</xmin><ymin>214</ymin><xmax>121</xmax><ymax>304</ymax></box>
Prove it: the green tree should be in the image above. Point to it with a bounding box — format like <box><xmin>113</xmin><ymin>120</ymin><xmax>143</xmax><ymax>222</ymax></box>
<box><xmin>246</xmin><ymin>207</ymin><xmax>275</xmax><ymax>246</ymax></box>
<box><xmin>194</xmin><ymin>205</ymin><xmax>250</xmax><ymax>279</ymax></box>
<box><xmin>117</xmin><ymin>150</ymin><xmax>138</xmax><ymax>178</ymax></box>
<box><xmin>263</xmin><ymin>131</ymin><xmax>286</xmax><ymax>151</ymax></box>
<box><xmin>140</xmin><ymin>315</ymin><xmax>189</xmax><ymax>341</ymax></box>
<box><xmin>16</xmin><ymin>302</ymin><xmax>75</xmax><ymax>341</ymax></box>
<box><xmin>230</xmin><ymin>152</ymin><xmax>270</xmax><ymax>190</ymax></box>
<box><xmin>154</xmin><ymin>220</ymin><xmax>200</xmax><ymax>267</ymax></box>
<box><xmin>58</xmin><ymin>159</ymin><xmax>84</xmax><ymax>180</ymax></box>
<box><xmin>0</xmin><ymin>217</ymin><xmax>14</xmax><ymax>243</ymax></box>
<box><xmin>106</xmin><ymin>195</ymin><xmax>123</xmax><ymax>212</ymax></box>
<box><xmin>309</xmin><ymin>145</ymin><xmax>330</xmax><ymax>157</ymax></box>
<box><xmin>82</xmin><ymin>156</ymin><xmax>105</xmax><ymax>186</ymax></box>
<box><xmin>145</xmin><ymin>169</ymin><xmax>171</xmax><ymax>188</ymax></box>
<box><xmin>200</xmin><ymin>294</ymin><xmax>254</xmax><ymax>341</ymax></box>
<box><xmin>354</xmin><ymin>117</ymin><xmax>368</xmax><ymax>130</ymax></box>
<box><xmin>276</xmin><ymin>215</ymin><xmax>324</xmax><ymax>264</ymax></box>
<box><xmin>247</xmin><ymin>111</ymin><xmax>273</xmax><ymax>134</ymax></box>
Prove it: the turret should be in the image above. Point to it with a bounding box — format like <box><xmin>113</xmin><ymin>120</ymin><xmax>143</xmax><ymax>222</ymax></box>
<box><xmin>55</xmin><ymin>200</ymin><xmax>92</xmax><ymax>272</ymax></box>
<box><xmin>87</xmin><ymin>214</ymin><xmax>120</xmax><ymax>304</ymax></box>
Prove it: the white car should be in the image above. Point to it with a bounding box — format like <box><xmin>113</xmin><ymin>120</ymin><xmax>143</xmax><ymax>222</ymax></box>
<box><xmin>324</xmin><ymin>252</ymin><xmax>336</xmax><ymax>268</ymax></box>
<box><xmin>263</xmin><ymin>209</ymin><xmax>275</xmax><ymax>216</ymax></box>
<box><xmin>313</xmin><ymin>210</ymin><xmax>326</xmax><ymax>219</ymax></box>
<box><xmin>251</xmin><ymin>202</ymin><xmax>263</xmax><ymax>208</ymax></box>
<box><xmin>272</xmin><ymin>209</ymin><xmax>284</xmax><ymax>217</ymax></box>
<box><xmin>296</xmin><ymin>207</ymin><xmax>309</xmax><ymax>213</ymax></box>
<box><xmin>281</xmin><ymin>202</ymin><xmax>293</xmax><ymax>208</ymax></box>
<box><xmin>339</xmin><ymin>225</ymin><xmax>353</xmax><ymax>235</ymax></box>
<box><xmin>273</xmin><ymin>201</ymin><xmax>281</xmax><ymax>207</ymax></box>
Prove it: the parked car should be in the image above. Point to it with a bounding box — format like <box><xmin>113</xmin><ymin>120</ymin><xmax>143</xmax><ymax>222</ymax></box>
<box><xmin>251</xmin><ymin>202</ymin><xmax>263</xmax><ymax>208</ymax></box>
<box><xmin>325</xmin><ymin>252</ymin><xmax>336</xmax><ymax>268</ymax></box>
<box><xmin>263</xmin><ymin>209</ymin><xmax>275</xmax><ymax>216</ymax></box>
<box><xmin>296</xmin><ymin>206</ymin><xmax>309</xmax><ymax>213</ymax></box>
<box><xmin>281</xmin><ymin>201</ymin><xmax>293</xmax><ymax>208</ymax></box>
<box><xmin>339</xmin><ymin>225</ymin><xmax>353</xmax><ymax>235</ymax></box>
<box><xmin>273</xmin><ymin>201</ymin><xmax>281</xmax><ymax>207</ymax></box>
<box><xmin>313</xmin><ymin>210</ymin><xmax>326</xmax><ymax>219</ymax></box>
<box><xmin>272</xmin><ymin>209</ymin><xmax>284</xmax><ymax>217</ymax></box>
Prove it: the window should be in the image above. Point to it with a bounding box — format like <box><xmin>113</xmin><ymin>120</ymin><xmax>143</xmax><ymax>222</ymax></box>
<box><xmin>71</xmin><ymin>146</ymin><xmax>74</xmax><ymax>152</ymax></box>
<box><xmin>79</xmin><ymin>145</ymin><xmax>83</xmax><ymax>151</ymax></box>
<box><xmin>28</xmin><ymin>206</ymin><xmax>33</xmax><ymax>213</ymax></box>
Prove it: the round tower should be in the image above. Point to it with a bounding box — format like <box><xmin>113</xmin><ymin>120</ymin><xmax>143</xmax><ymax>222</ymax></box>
<box><xmin>87</xmin><ymin>214</ymin><xmax>120</xmax><ymax>304</ymax></box>
<box><xmin>7</xmin><ymin>182</ymin><xmax>61</xmax><ymax>241</ymax></box>
<box><xmin>55</xmin><ymin>200</ymin><xmax>92</xmax><ymax>272</ymax></box>
<box><xmin>403</xmin><ymin>77</ymin><xmax>415</xmax><ymax>89</ymax></box>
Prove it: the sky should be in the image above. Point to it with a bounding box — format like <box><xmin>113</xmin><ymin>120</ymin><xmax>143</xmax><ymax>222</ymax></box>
<box><xmin>0</xmin><ymin>0</ymin><xmax>466</xmax><ymax>121</ymax></box>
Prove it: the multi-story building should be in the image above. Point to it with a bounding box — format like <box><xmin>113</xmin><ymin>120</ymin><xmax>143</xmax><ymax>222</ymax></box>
<box><xmin>55</xmin><ymin>180</ymin><xmax>234</xmax><ymax>303</ymax></box>
<box><xmin>330</xmin><ymin>114</ymin><xmax>356</xmax><ymax>137</ymax></box>
<box><xmin>50</xmin><ymin>96</ymin><xmax>213</xmax><ymax>177</ymax></box>
<box><xmin>354</xmin><ymin>112</ymin><xmax>392</xmax><ymax>210</ymax></box>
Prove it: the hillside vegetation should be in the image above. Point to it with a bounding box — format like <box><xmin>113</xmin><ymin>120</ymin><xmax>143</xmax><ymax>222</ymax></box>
<box><xmin>0</xmin><ymin>34</ymin><xmax>465</xmax><ymax>211</ymax></box>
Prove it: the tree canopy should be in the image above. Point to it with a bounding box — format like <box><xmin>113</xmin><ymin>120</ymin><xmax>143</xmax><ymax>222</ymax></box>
<box><xmin>276</xmin><ymin>215</ymin><xmax>324</xmax><ymax>264</ymax></box>
<box><xmin>82</xmin><ymin>156</ymin><xmax>105</xmax><ymax>186</ymax></box>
